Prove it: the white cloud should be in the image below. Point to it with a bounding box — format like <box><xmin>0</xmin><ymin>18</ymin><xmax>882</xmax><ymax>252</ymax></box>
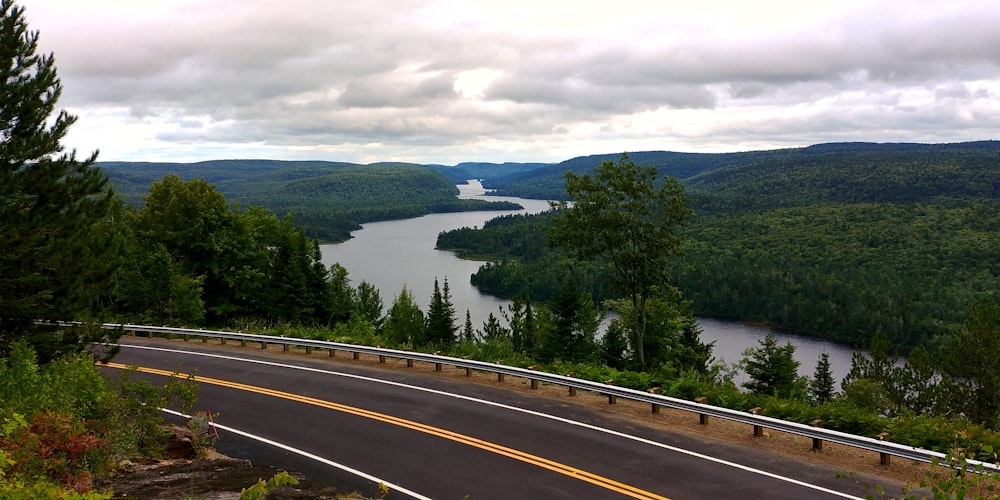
<box><xmin>25</xmin><ymin>0</ymin><xmax>1000</xmax><ymax>163</ymax></box>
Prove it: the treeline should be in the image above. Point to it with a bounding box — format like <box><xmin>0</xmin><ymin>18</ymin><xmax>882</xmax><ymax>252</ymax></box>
<box><xmin>438</xmin><ymin>202</ymin><xmax>1000</xmax><ymax>348</ymax></box>
<box><xmin>100</xmin><ymin>161</ymin><xmax>522</xmax><ymax>241</ymax></box>
<box><xmin>484</xmin><ymin>141</ymin><xmax>1000</xmax><ymax>204</ymax></box>
<box><xmin>439</xmin><ymin>142</ymin><xmax>1000</xmax><ymax>348</ymax></box>
<box><xmin>671</xmin><ymin>203</ymin><xmax>1000</xmax><ymax>347</ymax></box>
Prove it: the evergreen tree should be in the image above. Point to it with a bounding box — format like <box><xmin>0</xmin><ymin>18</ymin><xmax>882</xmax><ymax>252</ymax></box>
<box><xmin>424</xmin><ymin>278</ymin><xmax>457</xmax><ymax>347</ymax></box>
<box><xmin>354</xmin><ymin>281</ymin><xmax>384</xmax><ymax>330</ymax></box>
<box><xmin>537</xmin><ymin>279</ymin><xmax>599</xmax><ymax>363</ymax></box>
<box><xmin>462</xmin><ymin>309</ymin><xmax>474</xmax><ymax>342</ymax></box>
<box><xmin>741</xmin><ymin>332</ymin><xmax>804</xmax><ymax>399</ymax></box>
<box><xmin>480</xmin><ymin>311</ymin><xmax>509</xmax><ymax>342</ymax></box>
<box><xmin>809</xmin><ymin>352</ymin><xmax>835</xmax><ymax>404</ymax></box>
<box><xmin>0</xmin><ymin>1</ymin><xmax>120</xmax><ymax>361</ymax></box>
<box><xmin>941</xmin><ymin>299</ymin><xmax>1000</xmax><ymax>426</ymax></box>
<box><xmin>600</xmin><ymin>319</ymin><xmax>631</xmax><ymax>370</ymax></box>
<box><xmin>503</xmin><ymin>298</ymin><xmax>534</xmax><ymax>353</ymax></box>
<box><xmin>675</xmin><ymin>317</ymin><xmax>715</xmax><ymax>374</ymax></box>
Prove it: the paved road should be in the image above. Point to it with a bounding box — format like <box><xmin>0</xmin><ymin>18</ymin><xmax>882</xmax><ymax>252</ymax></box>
<box><xmin>104</xmin><ymin>338</ymin><xmax>883</xmax><ymax>499</ymax></box>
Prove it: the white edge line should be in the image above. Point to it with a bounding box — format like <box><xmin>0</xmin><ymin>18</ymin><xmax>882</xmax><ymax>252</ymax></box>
<box><xmin>158</xmin><ymin>407</ymin><xmax>432</xmax><ymax>500</ymax></box>
<box><xmin>123</xmin><ymin>343</ymin><xmax>864</xmax><ymax>500</ymax></box>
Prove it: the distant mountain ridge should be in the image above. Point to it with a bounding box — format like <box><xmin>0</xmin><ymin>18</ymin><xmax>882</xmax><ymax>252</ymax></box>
<box><xmin>97</xmin><ymin>140</ymin><xmax>1000</xmax><ymax>239</ymax></box>
<box><xmin>483</xmin><ymin>141</ymin><xmax>1000</xmax><ymax>206</ymax></box>
<box><xmin>98</xmin><ymin>160</ymin><xmax>526</xmax><ymax>241</ymax></box>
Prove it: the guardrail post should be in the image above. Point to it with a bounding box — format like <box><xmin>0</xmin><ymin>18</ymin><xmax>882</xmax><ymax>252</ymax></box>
<box><xmin>305</xmin><ymin>346</ymin><xmax>311</xmax><ymax>354</ymax></box>
<box><xmin>462</xmin><ymin>356</ymin><xmax>472</xmax><ymax>376</ymax></box>
<box><xmin>877</xmin><ymin>433</ymin><xmax>891</xmax><ymax>465</ymax></box>
<box><xmin>435</xmin><ymin>352</ymin><xmax>443</xmax><ymax>371</ymax></box>
<box><xmin>649</xmin><ymin>387</ymin><xmax>661</xmax><ymax>414</ymax></box>
<box><xmin>568</xmin><ymin>372</ymin><xmax>576</xmax><ymax>396</ymax></box>
<box><xmin>240</xmin><ymin>339</ymin><xmax>246</xmax><ymax>347</ymax></box>
<box><xmin>283</xmin><ymin>343</ymin><xmax>290</xmax><ymax>352</ymax></box>
<box><xmin>811</xmin><ymin>419</ymin><xmax>824</xmax><ymax>451</ymax></box>
<box><xmin>496</xmin><ymin>362</ymin><xmax>504</xmax><ymax>382</ymax></box>
<box><xmin>260</xmin><ymin>341</ymin><xmax>267</xmax><ymax>350</ymax></box>
<box><xmin>353</xmin><ymin>351</ymin><xmax>360</xmax><ymax>361</ymax></box>
<box><xmin>605</xmin><ymin>380</ymin><xmax>617</xmax><ymax>404</ymax></box>
<box><xmin>695</xmin><ymin>397</ymin><xmax>710</xmax><ymax>425</ymax></box>
<box><xmin>183</xmin><ymin>334</ymin><xmax>189</xmax><ymax>342</ymax></box>
<box><xmin>201</xmin><ymin>336</ymin><xmax>208</xmax><ymax>343</ymax></box>
<box><xmin>749</xmin><ymin>407</ymin><xmax>765</xmax><ymax>437</ymax></box>
<box><xmin>406</xmin><ymin>359</ymin><xmax>413</xmax><ymax>368</ymax></box>
<box><xmin>527</xmin><ymin>366</ymin><xmax>538</xmax><ymax>389</ymax></box>
<box><xmin>221</xmin><ymin>337</ymin><xmax>227</xmax><ymax>345</ymax></box>
<box><xmin>380</xmin><ymin>354</ymin><xmax>386</xmax><ymax>364</ymax></box>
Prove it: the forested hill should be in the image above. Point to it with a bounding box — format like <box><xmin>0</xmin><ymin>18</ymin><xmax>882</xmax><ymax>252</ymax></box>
<box><xmin>439</xmin><ymin>141</ymin><xmax>1000</xmax><ymax>348</ymax></box>
<box><xmin>485</xmin><ymin>141</ymin><xmax>1000</xmax><ymax>207</ymax></box>
<box><xmin>98</xmin><ymin>160</ymin><xmax>524</xmax><ymax>241</ymax></box>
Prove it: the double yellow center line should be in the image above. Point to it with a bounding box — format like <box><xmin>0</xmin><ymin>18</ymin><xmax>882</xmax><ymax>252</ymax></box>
<box><xmin>105</xmin><ymin>362</ymin><xmax>669</xmax><ymax>500</ymax></box>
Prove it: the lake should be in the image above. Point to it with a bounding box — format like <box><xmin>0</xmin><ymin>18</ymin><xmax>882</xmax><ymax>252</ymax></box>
<box><xmin>321</xmin><ymin>180</ymin><xmax>859</xmax><ymax>385</ymax></box>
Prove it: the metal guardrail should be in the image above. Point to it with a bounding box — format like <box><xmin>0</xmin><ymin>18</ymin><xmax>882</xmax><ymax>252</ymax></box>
<box><xmin>90</xmin><ymin>322</ymin><xmax>998</xmax><ymax>472</ymax></box>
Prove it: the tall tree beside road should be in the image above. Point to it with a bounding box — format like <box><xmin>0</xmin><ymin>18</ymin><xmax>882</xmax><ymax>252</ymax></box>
<box><xmin>741</xmin><ymin>332</ymin><xmax>805</xmax><ymax>399</ymax></box>
<box><xmin>549</xmin><ymin>153</ymin><xmax>694</xmax><ymax>370</ymax></box>
<box><xmin>424</xmin><ymin>278</ymin><xmax>457</xmax><ymax>347</ymax></box>
<box><xmin>0</xmin><ymin>1</ymin><xmax>120</xmax><ymax>361</ymax></box>
<box><xmin>941</xmin><ymin>299</ymin><xmax>1000</xmax><ymax>426</ymax></box>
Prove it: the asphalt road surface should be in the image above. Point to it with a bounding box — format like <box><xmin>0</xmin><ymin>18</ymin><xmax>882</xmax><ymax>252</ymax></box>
<box><xmin>103</xmin><ymin>338</ymin><xmax>885</xmax><ymax>499</ymax></box>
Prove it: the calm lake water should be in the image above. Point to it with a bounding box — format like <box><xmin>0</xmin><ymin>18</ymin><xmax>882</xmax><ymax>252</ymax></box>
<box><xmin>321</xmin><ymin>180</ymin><xmax>858</xmax><ymax>385</ymax></box>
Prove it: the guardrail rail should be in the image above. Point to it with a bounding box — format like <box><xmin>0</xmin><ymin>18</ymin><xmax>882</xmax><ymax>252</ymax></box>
<box><xmin>87</xmin><ymin>322</ymin><xmax>999</xmax><ymax>473</ymax></box>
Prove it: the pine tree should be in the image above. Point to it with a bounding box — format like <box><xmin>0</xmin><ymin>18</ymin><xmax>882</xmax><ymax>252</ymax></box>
<box><xmin>462</xmin><ymin>309</ymin><xmax>474</xmax><ymax>342</ymax></box>
<box><xmin>809</xmin><ymin>352</ymin><xmax>835</xmax><ymax>404</ymax></box>
<box><xmin>424</xmin><ymin>278</ymin><xmax>457</xmax><ymax>347</ymax></box>
<box><xmin>741</xmin><ymin>332</ymin><xmax>803</xmax><ymax>399</ymax></box>
<box><xmin>0</xmin><ymin>1</ymin><xmax>120</xmax><ymax>361</ymax></box>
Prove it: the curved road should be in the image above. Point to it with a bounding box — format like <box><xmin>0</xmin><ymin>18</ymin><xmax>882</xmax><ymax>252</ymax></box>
<box><xmin>104</xmin><ymin>338</ymin><xmax>889</xmax><ymax>499</ymax></box>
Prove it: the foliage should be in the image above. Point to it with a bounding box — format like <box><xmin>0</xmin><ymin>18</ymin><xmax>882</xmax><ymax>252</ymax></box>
<box><xmin>810</xmin><ymin>352</ymin><xmax>836</xmax><ymax>404</ymax></box>
<box><xmin>115</xmin><ymin>174</ymin><xmax>354</xmax><ymax>328</ymax></box>
<box><xmin>549</xmin><ymin>153</ymin><xmax>694</xmax><ymax>370</ymax></box>
<box><xmin>535</xmin><ymin>281</ymin><xmax>601</xmax><ymax>364</ymax></box>
<box><xmin>382</xmin><ymin>286</ymin><xmax>424</xmax><ymax>347</ymax></box>
<box><xmin>442</xmin><ymin>143</ymin><xmax>1000</xmax><ymax>350</ymax></box>
<box><xmin>239</xmin><ymin>471</ymin><xmax>300</xmax><ymax>500</ymax></box>
<box><xmin>0</xmin><ymin>0</ymin><xmax>121</xmax><ymax>361</ymax></box>
<box><xmin>740</xmin><ymin>333</ymin><xmax>806</xmax><ymax>400</ymax></box>
<box><xmin>100</xmin><ymin>160</ymin><xmax>524</xmax><ymax>242</ymax></box>
<box><xmin>354</xmin><ymin>281</ymin><xmax>385</xmax><ymax>330</ymax></box>
<box><xmin>939</xmin><ymin>298</ymin><xmax>1000</xmax><ymax>427</ymax></box>
<box><xmin>424</xmin><ymin>278</ymin><xmax>457</xmax><ymax>347</ymax></box>
<box><xmin>0</xmin><ymin>340</ymin><xmax>199</xmax><ymax>495</ymax></box>
<box><xmin>0</xmin><ymin>414</ymin><xmax>111</xmax><ymax>499</ymax></box>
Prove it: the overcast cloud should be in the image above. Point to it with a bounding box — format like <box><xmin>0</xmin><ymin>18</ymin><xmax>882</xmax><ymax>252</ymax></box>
<box><xmin>25</xmin><ymin>0</ymin><xmax>1000</xmax><ymax>164</ymax></box>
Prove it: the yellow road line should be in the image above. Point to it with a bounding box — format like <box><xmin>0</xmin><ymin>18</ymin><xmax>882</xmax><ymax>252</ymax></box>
<box><xmin>105</xmin><ymin>362</ymin><xmax>670</xmax><ymax>500</ymax></box>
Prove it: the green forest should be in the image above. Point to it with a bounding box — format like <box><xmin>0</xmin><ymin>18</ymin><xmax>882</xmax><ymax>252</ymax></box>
<box><xmin>99</xmin><ymin>160</ymin><xmax>523</xmax><ymax>241</ymax></box>
<box><xmin>5</xmin><ymin>0</ymin><xmax>1000</xmax><ymax>494</ymax></box>
<box><xmin>440</xmin><ymin>142</ymin><xmax>1000</xmax><ymax>349</ymax></box>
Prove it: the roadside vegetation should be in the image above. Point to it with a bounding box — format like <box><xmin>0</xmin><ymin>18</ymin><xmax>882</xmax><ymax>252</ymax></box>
<box><xmin>3</xmin><ymin>0</ymin><xmax>1000</xmax><ymax>497</ymax></box>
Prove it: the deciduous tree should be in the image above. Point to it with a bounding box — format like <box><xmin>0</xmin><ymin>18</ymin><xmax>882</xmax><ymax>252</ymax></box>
<box><xmin>549</xmin><ymin>153</ymin><xmax>693</xmax><ymax>370</ymax></box>
<box><xmin>383</xmin><ymin>286</ymin><xmax>424</xmax><ymax>346</ymax></box>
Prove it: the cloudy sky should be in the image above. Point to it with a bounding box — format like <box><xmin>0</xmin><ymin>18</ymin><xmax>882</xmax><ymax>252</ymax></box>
<box><xmin>26</xmin><ymin>0</ymin><xmax>1000</xmax><ymax>165</ymax></box>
